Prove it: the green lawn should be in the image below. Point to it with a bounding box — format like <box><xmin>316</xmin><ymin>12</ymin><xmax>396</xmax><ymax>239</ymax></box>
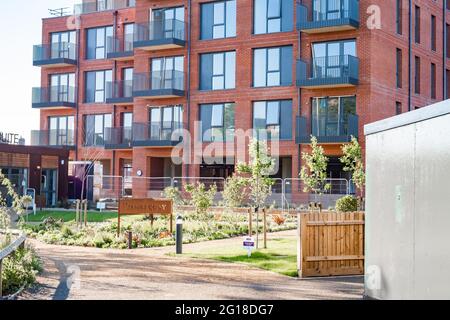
<box><xmin>184</xmin><ymin>236</ymin><xmax>298</xmax><ymax>277</ymax></box>
<box><xmin>25</xmin><ymin>210</ymin><xmax>118</xmax><ymax>223</ymax></box>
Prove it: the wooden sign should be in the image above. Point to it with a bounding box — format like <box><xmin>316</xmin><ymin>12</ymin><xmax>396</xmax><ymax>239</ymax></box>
<box><xmin>117</xmin><ymin>198</ymin><xmax>174</xmax><ymax>236</ymax></box>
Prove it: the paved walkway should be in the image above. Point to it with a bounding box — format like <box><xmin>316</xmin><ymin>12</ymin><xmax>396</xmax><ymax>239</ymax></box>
<box><xmin>21</xmin><ymin>231</ymin><xmax>364</xmax><ymax>300</ymax></box>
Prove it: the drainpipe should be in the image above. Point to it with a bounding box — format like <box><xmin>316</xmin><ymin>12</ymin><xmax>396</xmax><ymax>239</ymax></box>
<box><xmin>297</xmin><ymin>0</ymin><xmax>303</xmax><ymax>176</ymax></box>
<box><xmin>408</xmin><ymin>0</ymin><xmax>412</xmax><ymax>111</ymax></box>
<box><xmin>443</xmin><ymin>0</ymin><xmax>447</xmax><ymax>99</ymax></box>
<box><xmin>75</xmin><ymin>22</ymin><xmax>82</xmax><ymax>161</ymax></box>
<box><xmin>185</xmin><ymin>0</ymin><xmax>192</xmax><ymax>177</ymax></box>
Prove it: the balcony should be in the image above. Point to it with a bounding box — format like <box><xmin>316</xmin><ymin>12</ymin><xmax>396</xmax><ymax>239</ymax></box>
<box><xmin>30</xmin><ymin>130</ymin><xmax>76</xmax><ymax>149</ymax></box>
<box><xmin>107</xmin><ymin>36</ymin><xmax>134</xmax><ymax>61</ymax></box>
<box><xmin>33</xmin><ymin>43</ymin><xmax>77</xmax><ymax>68</ymax></box>
<box><xmin>32</xmin><ymin>86</ymin><xmax>76</xmax><ymax>110</ymax></box>
<box><xmin>106</xmin><ymin>80</ymin><xmax>133</xmax><ymax>105</ymax></box>
<box><xmin>297</xmin><ymin>0</ymin><xmax>360</xmax><ymax>34</ymax></box>
<box><xmin>133</xmin><ymin>71</ymin><xmax>185</xmax><ymax>99</ymax></box>
<box><xmin>74</xmin><ymin>0</ymin><xmax>135</xmax><ymax>15</ymax></box>
<box><xmin>134</xmin><ymin>20</ymin><xmax>186</xmax><ymax>51</ymax></box>
<box><xmin>296</xmin><ymin>55</ymin><xmax>359</xmax><ymax>89</ymax></box>
<box><xmin>132</xmin><ymin>123</ymin><xmax>183</xmax><ymax>147</ymax></box>
<box><xmin>296</xmin><ymin>114</ymin><xmax>359</xmax><ymax>144</ymax></box>
<box><xmin>105</xmin><ymin>127</ymin><xmax>133</xmax><ymax>149</ymax></box>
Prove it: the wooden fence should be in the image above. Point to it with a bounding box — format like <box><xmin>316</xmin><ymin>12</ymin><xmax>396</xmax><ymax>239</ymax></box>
<box><xmin>298</xmin><ymin>211</ymin><xmax>365</xmax><ymax>277</ymax></box>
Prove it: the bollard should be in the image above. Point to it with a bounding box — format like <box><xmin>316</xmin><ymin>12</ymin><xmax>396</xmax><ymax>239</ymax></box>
<box><xmin>176</xmin><ymin>215</ymin><xmax>183</xmax><ymax>254</ymax></box>
<box><xmin>127</xmin><ymin>231</ymin><xmax>133</xmax><ymax>250</ymax></box>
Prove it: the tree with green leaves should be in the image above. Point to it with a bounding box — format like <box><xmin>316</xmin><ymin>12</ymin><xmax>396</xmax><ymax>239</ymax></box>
<box><xmin>340</xmin><ymin>136</ymin><xmax>365</xmax><ymax>196</ymax></box>
<box><xmin>300</xmin><ymin>136</ymin><xmax>330</xmax><ymax>203</ymax></box>
<box><xmin>236</xmin><ymin>139</ymin><xmax>275</xmax><ymax>209</ymax></box>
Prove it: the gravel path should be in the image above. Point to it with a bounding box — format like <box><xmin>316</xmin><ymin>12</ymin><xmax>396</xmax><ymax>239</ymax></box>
<box><xmin>20</xmin><ymin>231</ymin><xmax>364</xmax><ymax>300</ymax></box>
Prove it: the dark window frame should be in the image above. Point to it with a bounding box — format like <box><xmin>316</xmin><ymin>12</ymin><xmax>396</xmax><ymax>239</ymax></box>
<box><xmin>84</xmin><ymin>113</ymin><xmax>112</xmax><ymax>146</ymax></box>
<box><xmin>396</xmin><ymin>48</ymin><xmax>402</xmax><ymax>88</ymax></box>
<box><xmin>415</xmin><ymin>5</ymin><xmax>420</xmax><ymax>44</ymax></box>
<box><xmin>200</xmin><ymin>103</ymin><xmax>235</xmax><ymax>142</ymax></box>
<box><xmin>415</xmin><ymin>56</ymin><xmax>421</xmax><ymax>94</ymax></box>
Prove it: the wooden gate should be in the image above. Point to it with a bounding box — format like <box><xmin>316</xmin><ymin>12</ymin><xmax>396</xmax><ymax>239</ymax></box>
<box><xmin>299</xmin><ymin>212</ymin><xmax>365</xmax><ymax>277</ymax></box>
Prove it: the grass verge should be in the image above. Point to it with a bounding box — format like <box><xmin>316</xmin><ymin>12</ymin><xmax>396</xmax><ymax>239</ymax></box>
<box><xmin>25</xmin><ymin>210</ymin><xmax>118</xmax><ymax>223</ymax></box>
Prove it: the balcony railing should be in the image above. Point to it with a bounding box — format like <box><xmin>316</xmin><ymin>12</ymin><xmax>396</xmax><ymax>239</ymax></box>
<box><xmin>107</xmin><ymin>35</ymin><xmax>134</xmax><ymax>60</ymax></box>
<box><xmin>296</xmin><ymin>114</ymin><xmax>359</xmax><ymax>144</ymax></box>
<box><xmin>134</xmin><ymin>19</ymin><xmax>186</xmax><ymax>50</ymax></box>
<box><xmin>106</xmin><ymin>80</ymin><xmax>133</xmax><ymax>104</ymax></box>
<box><xmin>105</xmin><ymin>127</ymin><xmax>133</xmax><ymax>149</ymax></box>
<box><xmin>133</xmin><ymin>71</ymin><xmax>185</xmax><ymax>98</ymax></box>
<box><xmin>33</xmin><ymin>43</ymin><xmax>77</xmax><ymax>67</ymax></box>
<box><xmin>297</xmin><ymin>0</ymin><xmax>360</xmax><ymax>33</ymax></box>
<box><xmin>297</xmin><ymin>55</ymin><xmax>359</xmax><ymax>88</ymax></box>
<box><xmin>74</xmin><ymin>0</ymin><xmax>135</xmax><ymax>15</ymax></box>
<box><xmin>32</xmin><ymin>86</ymin><xmax>76</xmax><ymax>109</ymax></box>
<box><xmin>133</xmin><ymin>122</ymin><xmax>183</xmax><ymax>147</ymax></box>
<box><xmin>30</xmin><ymin>130</ymin><xmax>76</xmax><ymax>148</ymax></box>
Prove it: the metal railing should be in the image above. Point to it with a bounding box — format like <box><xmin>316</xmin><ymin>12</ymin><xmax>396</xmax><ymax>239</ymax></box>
<box><xmin>297</xmin><ymin>55</ymin><xmax>359</xmax><ymax>84</ymax></box>
<box><xmin>107</xmin><ymin>35</ymin><xmax>134</xmax><ymax>54</ymax></box>
<box><xmin>104</xmin><ymin>127</ymin><xmax>133</xmax><ymax>147</ymax></box>
<box><xmin>106</xmin><ymin>80</ymin><xmax>133</xmax><ymax>100</ymax></box>
<box><xmin>32</xmin><ymin>86</ymin><xmax>76</xmax><ymax>105</ymax></box>
<box><xmin>86</xmin><ymin>175</ymin><xmax>124</xmax><ymax>202</ymax></box>
<box><xmin>74</xmin><ymin>0</ymin><xmax>135</xmax><ymax>15</ymax></box>
<box><xmin>133</xmin><ymin>71</ymin><xmax>185</xmax><ymax>92</ymax></box>
<box><xmin>33</xmin><ymin>42</ymin><xmax>77</xmax><ymax>63</ymax></box>
<box><xmin>297</xmin><ymin>0</ymin><xmax>360</xmax><ymax>24</ymax></box>
<box><xmin>30</xmin><ymin>129</ymin><xmax>75</xmax><ymax>147</ymax></box>
<box><xmin>296</xmin><ymin>114</ymin><xmax>359</xmax><ymax>143</ymax></box>
<box><xmin>134</xmin><ymin>19</ymin><xmax>186</xmax><ymax>43</ymax></box>
<box><xmin>132</xmin><ymin>122</ymin><xmax>183</xmax><ymax>145</ymax></box>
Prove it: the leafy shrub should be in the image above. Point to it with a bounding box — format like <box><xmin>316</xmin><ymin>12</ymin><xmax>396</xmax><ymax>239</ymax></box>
<box><xmin>61</xmin><ymin>225</ymin><xmax>73</xmax><ymax>238</ymax></box>
<box><xmin>184</xmin><ymin>182</ymin><xmax>217</xmax><ymax>215</ymax></box>
<box><xmin>222</xmin><ymin>176</ymin><xmax>249</xmax><ymax>208</ymax></box>
<box><xmin>335</xmin><ymin>195</ymin><xmax>358</xmax><ymax>212</ymax></box>
<box><xmin>163</xmin><ymin>187</ymin><xmax>184</xmax><ymax>206</ymax></box>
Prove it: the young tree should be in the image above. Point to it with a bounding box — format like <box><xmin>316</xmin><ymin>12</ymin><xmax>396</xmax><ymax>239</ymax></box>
<box><xmin>236</xmin><ymin>139</ymin><xmax>275</xmax><ymax>210</ymax></box>
<box><xmin>340</xmin><ymin>136</ymin><xmax>365</xmax><ymax>196</ymax></box>
<box><xmin>300</xmin><ymin>136</ymin><xmax>330</xmax><ymax>203</ymax></box>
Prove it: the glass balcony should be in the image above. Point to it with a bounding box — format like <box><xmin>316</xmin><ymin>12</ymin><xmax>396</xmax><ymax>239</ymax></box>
<box><xmin>30</xmin><ymin>130</ymin><xmax>76</xmax><ymax>149</ymax></box>
<box><xmin>107</xmin><ymin>35</ymin><xmax>134</xmax><ymax>61</ymax></box>
<box><xmin>296</xmin><ymin>55</ymin><xmax>359</xmax><ymax>88</ymax></box>
<box><xmin>33</xmin><ymin>43</ymin><xmax>77</xmax><ymax>68</ymax></box>
<box><xmin>133</xmin><ymin>71</ymin><xmax>185</xmax><ymax>99</ymax></box>
<box><xmin>74</xmin><ymin>0</ymin><xmax>135</xmax><ymax>15</ymax></box>
<box><xmin>132</xmin><ymin>122</ymin><xmax>183</xmax><ymax>147</ymax></box>
<box><xmin>296</xmin><ymin>114</ymin><xmax>359</xmax><ymax>144</ymax></box>
<box><xmin>134</xmin><ymin>19</ymin><xmax>186</xmax><ymax>51</ymax></box>
<box><xmin>297</xmin><ymin>0</ymin><xmax>360</xmax><ymax>33</ymax></box>
<box><xmin>106</xmin><ymin>80</ymin><xmax>133</xmax><ymax>105</ymax></box>
<box><xmin>32</xmin><ymin>86</ymin><xmax>76</xmax><ymax>109</ymax></box>
<box><xmin>104</xmin><ymin>127</ymin><xmax>133</xmax><ymax>149</ymax></box>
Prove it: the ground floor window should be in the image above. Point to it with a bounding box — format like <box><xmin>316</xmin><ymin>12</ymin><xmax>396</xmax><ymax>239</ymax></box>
<box><xmin>311</xmin><ymin>96</ymin><xmax>356</xmax><ymax>137</ymax></box>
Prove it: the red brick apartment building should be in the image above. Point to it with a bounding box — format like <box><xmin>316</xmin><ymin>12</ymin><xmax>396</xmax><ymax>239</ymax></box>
<box><xmin>31</xmin><ymin>0</ymin><xmax>450</xmax><ymax>200</ymax></box>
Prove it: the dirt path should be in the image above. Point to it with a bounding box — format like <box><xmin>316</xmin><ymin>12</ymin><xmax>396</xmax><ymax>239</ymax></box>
<box><xmin>21</xmin><ymin>231</ymin><xmax>363</xmax><ymax>300</ymax></box>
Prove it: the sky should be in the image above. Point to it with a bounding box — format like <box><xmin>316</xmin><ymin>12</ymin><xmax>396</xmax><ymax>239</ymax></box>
<box><xmin>0</xmin><ymin>0</ymin><xmax>77</xmax><ymax>143</ymax></box>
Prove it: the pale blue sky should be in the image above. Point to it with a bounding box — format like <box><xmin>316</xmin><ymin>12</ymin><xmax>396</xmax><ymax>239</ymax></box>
<box><xmin>0</xmin><ymin>0</ymin><xmax>77</xmax><ymax>143</ymax></box>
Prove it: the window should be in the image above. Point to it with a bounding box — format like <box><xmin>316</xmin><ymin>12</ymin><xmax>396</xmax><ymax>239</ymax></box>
<box><xmin>311</xmin><ymin>40</ymin><xmax>356</xmax><ymax>79</ymax></box>
<box><xmin>124</xmin><ymin>23</ymin><xmax>134</xmax><ymax>51</ymax></box>
<box><xmin>253</xmin><ymin>100</ymin><xmax>292</xmax><ymax>140</ymax></box>
<box><xmin>254</xmin><ymin>0</ymin><xmax>293</xmax><ymax>34</ymax></box>
<box><xmin>396</xmin><ymin>102</ymin><xmax>402</xmax><ymax>115</ymax></box>
<box><xmin>253</xmin><ymin>46</ymin><xmax>292</xmax><ymax>87</ymax></box>
<box><xmin>396</xmin><ymin>48</ymin><xmax>402</xmax><ymax>88</ymax></box>
<box><xmin>152</xmin><ymin>6</ymin><xmax>185</xmax><ymax>39</ymax></box>
<box><xmin>149</xmin><ymin>105</ymin><xmax>183</xmax><ymax>141</ymax></box>
<box><xmin>431</xmin><ymin>63</ymin><xmax>436</xmax><ymax>99</ymax></box>
<box><xmin>121</xmin><ymin>112</ymin><xmax>133</xmax><ymax>143</ymax></box>
<box><xmin>123</xmin><ymin>68</ymin><xmax>133</xmax><ymax>97</ymax></box>
<box><xmin>396</xmin><ymin>0</ymin><xmax>402</xmax><ymax>35</ymax></box>
<box><xmin>84</xmin><ymin>114</ymin><xmax>112</xmax><ymax>146</ymax></box>
<box><xmin>415</xmin><ymin>56</ymin><xmax>420</xmax><ymax>94</ymax></box>
<box><xmin>49</xmin><ymin>116</ymin><xmax>75</xmax><ymax>146</ymax></box>
<box><xmin>85</xmin><ymin>70</ymin><xmax>112</xmax><ymax>103</ymax></box>
<box><xmin>201</xmin><ymin>0</ymin><xmax>236</xmax><ymax>40</ymax></box>
<box><xmin>415</xmin><ymin>6</ymin><xmax>420</xmax><ymax>44</ymax></box>
<box><xmin>200</xmin><ymin>103</ymin><xmax>235</xmax><ymax>142</ymax></box>
<box><xmin>51</xmin><ymin>31</ymin><xmax>76</xmax><ymax>59</ymax></box>
<box><xmin>200</xmin><ymin>52</ymin><xmax>235</xmax><ymax>90</ymax></box>
<box><xmin>151</xmin><ymin>56</ymin><xmax>184</xmax><ymax>90</ymax></box>
<box><xmin>50</xmin><ymin>73</ymin><xmax>75</xmax><ymax>102</ymax></box>
<box><xmin>313</xmin><ymin>0</ymin><xmax>351</xmax><ymax>21</ymax></box>
<box><xmin>431</xmin><ymin>15</ymin><xmax>436</xmax><ymax>51</ymax></box>
<box><xmin>86</xmin><ymin>26</ymin><xmax>113</xmax><ymax>59</ymax></box>
<box><xmin>446</xmin><ymin>69</ymin><xmax>450</xmax><ymax>99</ymax></box>
<box><xmin>311</xmin><ymin>96</ymin><xmax>356</xmax><ymax>138</ymax></box>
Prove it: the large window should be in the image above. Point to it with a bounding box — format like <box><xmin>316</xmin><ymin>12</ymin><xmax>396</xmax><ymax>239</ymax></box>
<box><xmin>121</xmin><ymin>112</ymin><xmax>133</xmax><ymax>143</ymax></box>
<box><xmin>311</xmin><ymin>96</ymin><xmax>356</xmax><ymax>138</ymax></box>
<box><xmin>200</xmin><ymin>103</ymin><xmax>235</xmax><ymax>142</ymax></box>
<box><xmin>253</xmin><ymin>46</ymin><xmax>292</xmax><ymax>87</ymax></box>
<box><xmin>84</xmin><ymin>114</ymin><xmax>112</xmax><ymax>146</ymax></box>
<box><xmin>86</xmin><ymin>26</ymin><xmax>113</xmax><ymax>59</ymax></box>
<box><xmin>201</xmin><ymin>0</ymin><xmax>236</xmax><ymax>40</ymax></box>
<box><xmin>253</xmin><ymin>100</ymin><xmax>292</xmax><ymax>140</ymax></box>
<box><xmin>49</xmin><ymin>116</ymin><xmax>75</xmax><ymax>146</ymax></box>
<box><xmin>200</xmin><ymin>51</ymin><xmax>236</xmax><ymax>90</ymax></box>
<box><xmin>50</xmin><ymin>73</ymin><xmax>75</xmax><ymax>102</ymax></box>
<box><xmin>151</xmin><ymin>56</ymin><xmax>184</xmax><ymax>90</ymax></box>
<box><xmin>124</xmin><ymin>23</ymin><xmax>134</xmax><ymax>51</ymax></box>
<box><xmin>312</xmin><ymin>0</ymin><xmax>351</xmax><ymax>21</ymax></box>
<box><xmin>152</xmin><ymin>6</ymin><xmax>184</xmax><ymax>39</ymax></box>
<box><xmin>51</xmin><ymin>31</ymin><xmax>76</xmax><ymax>59</ymax></box>
<box><xmin>85</xmin><ymin>70</ymin><xmax>112</xmax><ymax>103</ymax></box>
<box><xmin>149</xmin><ymin>105</ymin><xmax>183</xmax><ymax>141</ymax></box>
<box><xmin>254</xmin><ymin>0</ymin><xmax>293</xmax><ymax>34</ymax></box>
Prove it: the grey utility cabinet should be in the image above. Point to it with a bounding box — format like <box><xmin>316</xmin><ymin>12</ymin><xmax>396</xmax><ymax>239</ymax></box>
<box><xmin>364</xmin><ymin>99</ymin><xmax>450</xmax><ymax>299</ymax></box>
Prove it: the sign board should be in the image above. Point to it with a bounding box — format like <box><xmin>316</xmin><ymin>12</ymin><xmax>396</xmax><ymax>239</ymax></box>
<box><xmin>0</xmin><ymin>132</ymin><xmax>22</xmax><ymax>145</ymax></box>
<box><xmin>97</xmin><ymin>202</ymin><xmax>106</xmax><ymax>211</ymax></box>
<box><xmin>243</xmin><ymin>236</ymin><xmax>255</xmax><ymax>257</ymax></box>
